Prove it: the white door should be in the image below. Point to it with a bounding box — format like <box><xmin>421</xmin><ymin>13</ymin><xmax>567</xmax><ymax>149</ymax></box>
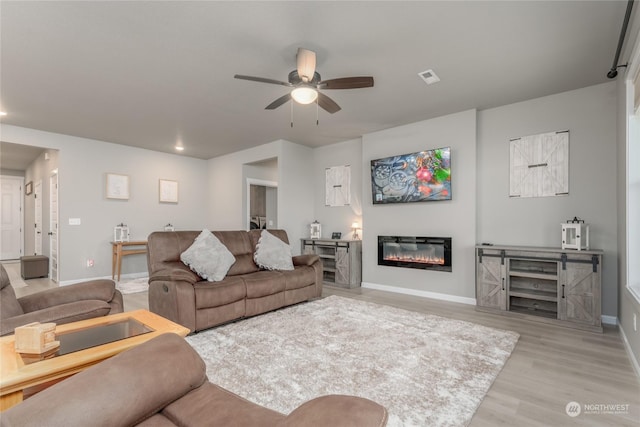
<box><xmin>0</xmin><ymin>176</ymin><xmax>24</xmax><ymax>260</ymax></box>
<box><xmin>34</xmin><ymin>180</ymin><xmax>43</xmax><ymax>255</ymax></box>
<box><xmin>49</xmin><ymin>172</ymin><xmax>59</xmax><ymax>282</ymax></box>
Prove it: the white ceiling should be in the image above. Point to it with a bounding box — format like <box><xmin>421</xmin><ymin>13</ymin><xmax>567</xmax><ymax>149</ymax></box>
<box><xmin>0</xmin><ymin>1</ymin><xmax>628</xmax><ymax>160</ymax></box>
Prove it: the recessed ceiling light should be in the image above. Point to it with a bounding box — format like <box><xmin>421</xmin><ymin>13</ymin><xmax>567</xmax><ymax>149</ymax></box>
<box><xmin>418</xmin><ymin>69</ymin><xmax>440</xmax><ymax>85</ymax></box>
<box><xmin>175</xmin><ymin>145</ymin><xmax>184</xmax><ymax>151</ymax></box>
<box><xmin>0</xmin><ymin>111</ymin><xmax>7</xmax><ymax>116</ymax></box>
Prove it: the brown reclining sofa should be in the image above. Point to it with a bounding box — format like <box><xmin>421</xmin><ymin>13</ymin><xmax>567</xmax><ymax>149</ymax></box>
<box><xmin>147</xmin><ymin>229</ymin><xmax>322</xmax><ymax>333</ymax></box>
<box><xmin>0</xmin><ymin>333</ymin><xmax>388</xmax><ymax>427</ymax></box>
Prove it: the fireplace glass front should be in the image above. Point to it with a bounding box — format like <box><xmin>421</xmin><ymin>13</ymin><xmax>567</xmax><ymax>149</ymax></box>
<box><xmin>378</xmin><ymin>236</ymin><xmax>452</xmax><ymax>272</ymax></box>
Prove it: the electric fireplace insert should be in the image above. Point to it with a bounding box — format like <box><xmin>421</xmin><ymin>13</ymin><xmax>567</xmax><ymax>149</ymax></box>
<box><xmin>378</xmin><ymin>236</ymin><xmax>452</xmax><ymax>272</ymax></box>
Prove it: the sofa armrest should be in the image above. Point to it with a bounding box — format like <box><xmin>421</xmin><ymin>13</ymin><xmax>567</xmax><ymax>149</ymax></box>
<box><xmin>280</xmin><ymin>395</ymin><xmax>388</xmax><ymax>427</ymax></box>
<box><xmin>149</xmin><ymin>263</ymin><xmax>200</xmax><ymax>285</ymax></box>
<box><xmin>292</xmin><ymin>254</ymin><xmax>320</xmax><ymax>267</ymax></box>
<box><xmin>18</xmin><ymin>279</ymin><xmax>117</xmax><ymax>313</ymax></box>
<box><xmin>0</xmin><ymin>334</ymin><xmax>207</xmax><ymax>427</ymax></box>
<box><xmin>1</xmin><ymin>301</ymin><xmax>111</xmax><ymax>336</ymax></box>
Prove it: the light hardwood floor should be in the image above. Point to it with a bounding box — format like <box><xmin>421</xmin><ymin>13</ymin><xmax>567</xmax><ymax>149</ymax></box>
<box><xmin>5</xmin><ymin>261</ymin><xmax>639</xmax><ymax>426</ymax></box>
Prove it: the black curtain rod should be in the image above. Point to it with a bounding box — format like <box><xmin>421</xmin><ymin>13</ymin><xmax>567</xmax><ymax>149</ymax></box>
<box><xmin>607</xmin><ymin>0</ymin><xmax>635</xmax><ymax>79</ymax></box>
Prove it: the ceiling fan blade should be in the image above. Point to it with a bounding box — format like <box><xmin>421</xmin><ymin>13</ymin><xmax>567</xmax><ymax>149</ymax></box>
<box><xmin>265</xmin><ymin>93</ymin><xmax>291</xmax><ymax>110</ymax></box>
<box><xmin>317</xmin><ymin>92</ymin><xmax>341</xmax><ymax>114</ymax></box>
<box><xmin>234</xmin><ymin>75</ymin><xmax>292</xmax><ymax>87</ymax></box>
<box><xmin>319</xmin><ymin>76</ymin><xmax>374</xmax><ymax>90</ymax></box>
<box><xmin>296</xmin><ymin>48</ymin><xmax>316</xmax><ymax>83</ymax></box>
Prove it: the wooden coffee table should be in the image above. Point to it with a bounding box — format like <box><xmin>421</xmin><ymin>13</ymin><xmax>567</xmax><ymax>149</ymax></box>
<box><xmin>0</xmin><ymin>309</ymin><xmax>189</xmax><ymax>411</ymax></box>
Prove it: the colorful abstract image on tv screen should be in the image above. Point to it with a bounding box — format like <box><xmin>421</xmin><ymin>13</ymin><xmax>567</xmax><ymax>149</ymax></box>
<box><xmin>371</xmin><ymin>147</ymin><xmax>451</xmax><ymax>204</ymax></box>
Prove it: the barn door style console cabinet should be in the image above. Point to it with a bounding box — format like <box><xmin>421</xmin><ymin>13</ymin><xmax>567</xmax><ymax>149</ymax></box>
<box><xmin>301</xmin><ymin>239</ymin><xmax>362</xmax><ymax>288</ymax></box>
<box><xmin>475</xmin><ymin>244</ymin><xmax>602</xmax><ymax>332</ymax></box>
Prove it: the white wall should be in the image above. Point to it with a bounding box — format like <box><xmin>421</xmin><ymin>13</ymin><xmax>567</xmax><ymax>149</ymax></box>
<box><xmin>361</xmin><ymin>110</ymin><xmax>477</xmax><ymax>301</ymax></box>
<box><xmin>207</xmin><ymin>139</ymin><xmax>314</xmax><ymax>254</ymax></box>
<box><xmin>477</xmin><ymin>82</ymin><xmax>618</xmax><ymax>317</ymax></box>
<box><xmin>275</xmin><ymin>141</ymin><xmax>315</xmax><ymax>253</ymax></box>
<box><xmin>313</xmin><ymin>138</ymin><xmax>363</xmax><ymax>238</ymax></box>
<box><xmin>1</xmin><ymin>125</ymin><xmax>209</xmax><ymax>282</ymax></box>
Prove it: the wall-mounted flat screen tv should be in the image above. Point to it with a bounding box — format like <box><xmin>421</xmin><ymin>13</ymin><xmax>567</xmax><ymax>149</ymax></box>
<box><xmin>371</xmin><ymin>147</ymin><xmax>451</xmax><ymax>204</ymax></box>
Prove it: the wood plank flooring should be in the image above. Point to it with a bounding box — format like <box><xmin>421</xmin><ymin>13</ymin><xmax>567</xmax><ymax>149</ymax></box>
<box><xmin>6</xmin><ymin>262</ymin><xmax>639</xmax><ymax>426</ymax></box>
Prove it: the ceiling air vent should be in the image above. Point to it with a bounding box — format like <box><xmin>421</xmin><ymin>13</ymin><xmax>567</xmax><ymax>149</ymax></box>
<box><xmin>418</xmin><ymin>69</ymin><xmax>440</xmax><ymax>85</ymax></box>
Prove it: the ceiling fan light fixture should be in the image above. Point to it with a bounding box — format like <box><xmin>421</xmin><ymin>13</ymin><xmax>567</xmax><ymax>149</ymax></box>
<box><xmin>291</xmin><ymin>86</ymin><xmax>318</xmax><ymax>105</ymax></box>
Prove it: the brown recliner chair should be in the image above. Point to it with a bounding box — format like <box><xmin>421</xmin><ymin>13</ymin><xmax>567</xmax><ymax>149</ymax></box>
<box><xmin>0</xmin><ymin>264</ymin><xmax>123</xmax><ymax>336</ymax></box>
<box><xmin>0</xmin><ymin>333</ymin><xmax>389</xmax><ymax>427</ymax></box>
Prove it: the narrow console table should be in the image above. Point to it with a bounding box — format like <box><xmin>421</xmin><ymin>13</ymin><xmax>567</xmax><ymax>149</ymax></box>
<box><xmin>111</xmin><ymin>241</ymin><xmax>147</xmax><ymax>282</ymax></box>
<box><xmin>301</xmin><ymin>239</ymin><xmax>362</xmax><ymax>288</ymax></box>
<box><xmin>475</xmin><ymin>244</ymin><xmax>603</xmax><ymax>332</ymax></box>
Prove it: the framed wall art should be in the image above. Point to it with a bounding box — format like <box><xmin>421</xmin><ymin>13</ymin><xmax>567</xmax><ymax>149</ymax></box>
<box><xmin>509</xmin><ymin>130</ymin><xmax>569</xmax><ymax>198</ymax></box>
<box><xmin>25</xmin><ymin>181</ymin><xmax>33</xmax><ymax>195</ymax></box>
<box><xmin>159</xmin><ymin>179</ymin><xmax>178</xmax><ymax>203</ymax></box>
<box><xmin>106</xmin><ymin>173</ymin><xmax>130</xmax><ymax>200</ymax></box>
<box><xmin>325</xmin><ymin>165</ymin><xmax>351</xmax><ymax>207</ymax></box>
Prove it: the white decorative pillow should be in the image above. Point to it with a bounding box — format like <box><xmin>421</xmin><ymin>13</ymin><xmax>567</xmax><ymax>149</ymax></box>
<box><xmin>180</xmin><ymin>230</ymin><xmax>236</xmax><ymax>281</ymax></box>
<box><xmin>254</xmin><ymin>230</ymin><xmax>294</xmax><ymax>271</ymax></box>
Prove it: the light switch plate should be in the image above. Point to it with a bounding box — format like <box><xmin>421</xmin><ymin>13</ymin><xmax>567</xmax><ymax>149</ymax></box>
<box><xmin>68</xmin><ymin>218</ymin><xmax>81</xmax><ymax>225</ymax></box>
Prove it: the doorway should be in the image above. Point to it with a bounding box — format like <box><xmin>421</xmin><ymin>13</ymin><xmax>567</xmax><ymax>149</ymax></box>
<box><xmin>34</xmin><ymin>180</ymin><xmax>43</xmax><ymax>254</ymax></box>
<box><xmin>50</xmin><ymin>171</ymin><xmax>59</xmax><ymax>282</ymax></box>
<box><xmin>0</xmin><ymin>176</ymin><xmax>24</xmax><ymax>260</ymax></box>
<box><xmin>247</xmin><ymin>179</ymin><xmax>278</xmax><ymax>231</ymax></box>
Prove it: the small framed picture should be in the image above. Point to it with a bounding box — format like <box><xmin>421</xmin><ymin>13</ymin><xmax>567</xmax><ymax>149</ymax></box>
<box><xmin>331</xmin><ymin>232</ymin><xmax>342</xmax><ymax>240</ymax></box>
<box><xmin>106</xmin><ymin>173</ymin><xmax>130</xmax><ymax>200</ymax></box>
<box><xmin>159</xmin><ymin>179</ymin><xmax>178</xmax><ymax>203</ymax></box>
<box><xmin>25</xmin><ymin>181</ymin><xmax>33</xmax><ymax>195</ymax></box>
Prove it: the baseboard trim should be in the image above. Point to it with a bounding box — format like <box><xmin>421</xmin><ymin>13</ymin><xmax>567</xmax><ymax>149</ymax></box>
<box><xmin>60</xmin><ymin>271</ymin><xmax>147</xmax><ymax>286</ymax></box>
<box><xmin>361</xmin><ymin>282</ymin><xmax>476</xmax><ymax>305</ymax></box>
<box><xmin>619</xmin><ymin>324</ymin><xmax>640</xmax><ymax>378</ymax></box>
<box><xmin>601</xmin><ymin>315</ymin><xmax>618</xmax><ymax>325</ymax></box>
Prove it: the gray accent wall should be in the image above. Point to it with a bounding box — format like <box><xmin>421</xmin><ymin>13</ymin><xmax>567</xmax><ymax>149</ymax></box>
<box><xmin>477</xmin><ymin>82</ymin><xmax>618</xmax><ymax>317</ymax></box>
<box><xmin>361</xmin><ymin>110</ymin><xmax>477</xmax><ymax>299</ymax></box>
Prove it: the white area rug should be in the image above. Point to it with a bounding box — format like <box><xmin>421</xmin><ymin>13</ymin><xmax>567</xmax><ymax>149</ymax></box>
<box><xmin>115</xmin><ymin>277</ymin><xmax>149</xmax><ymax>294</ymax></box>
<box><xmin>186</xmin><ymin>295</ymin><xmax>519</xmax><ymax>426</ymax></box>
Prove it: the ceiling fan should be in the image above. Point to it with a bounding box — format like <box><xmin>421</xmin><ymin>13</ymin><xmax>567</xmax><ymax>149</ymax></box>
<box><xmin>234</xmin><ymin>48</ymin><xmax>374</xmax><ymax>114</ymax></box>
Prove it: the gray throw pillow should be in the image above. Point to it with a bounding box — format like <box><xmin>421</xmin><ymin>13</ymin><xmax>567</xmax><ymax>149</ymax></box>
<box><xmin>254</xmin><ymin>230</ymin><xmax>294</xmax><ymax>271</ymax></box>
<box><xmin>180</xmin><ymin>230</ymin><xmax>236</xmax><ymax>281</ymax></box>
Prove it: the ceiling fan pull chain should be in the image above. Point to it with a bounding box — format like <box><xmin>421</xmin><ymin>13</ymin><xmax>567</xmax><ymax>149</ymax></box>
<box><xmin>316</xmin><ymin>98</ymin><xmax>319</xmax><ymax>126</ymax></box>
<box><xmin>291</xmin><ymin>100</ymin><xmax>294</xmax><ymax>128</ymax></box>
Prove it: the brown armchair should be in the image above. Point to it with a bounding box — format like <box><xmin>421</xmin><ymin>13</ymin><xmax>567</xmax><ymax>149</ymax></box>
<box><xmin>1</xmin><ymin>333</ymin><xmax>388</xmax><ymax>426</ymax></box>
<box><xmin>0</xmin><ymin>264</ymin><xmax>123</xmax><ymax>336</ymax></box>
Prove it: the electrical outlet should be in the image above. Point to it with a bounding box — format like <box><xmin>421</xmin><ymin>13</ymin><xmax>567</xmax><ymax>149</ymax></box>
<box><xmin>86</xmin><ymin>259</ymin><xmax>94</xmax><ymax>268</ymax></box>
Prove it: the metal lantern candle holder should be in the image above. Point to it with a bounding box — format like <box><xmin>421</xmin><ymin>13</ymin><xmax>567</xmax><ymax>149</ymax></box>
<box><xmin>562</xmin><ymin>217</ymin><xmax>589</xmax><ymax>250</ymax></box>
<box><xmin>310</xmin><ymin>221</ymin><xmax>321</xmax><ymax>239</ymax></box>
<box><xmin>114</xmin><ymin>223</ymin><xmax>130</xmax><ymax>242</ymax></box>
